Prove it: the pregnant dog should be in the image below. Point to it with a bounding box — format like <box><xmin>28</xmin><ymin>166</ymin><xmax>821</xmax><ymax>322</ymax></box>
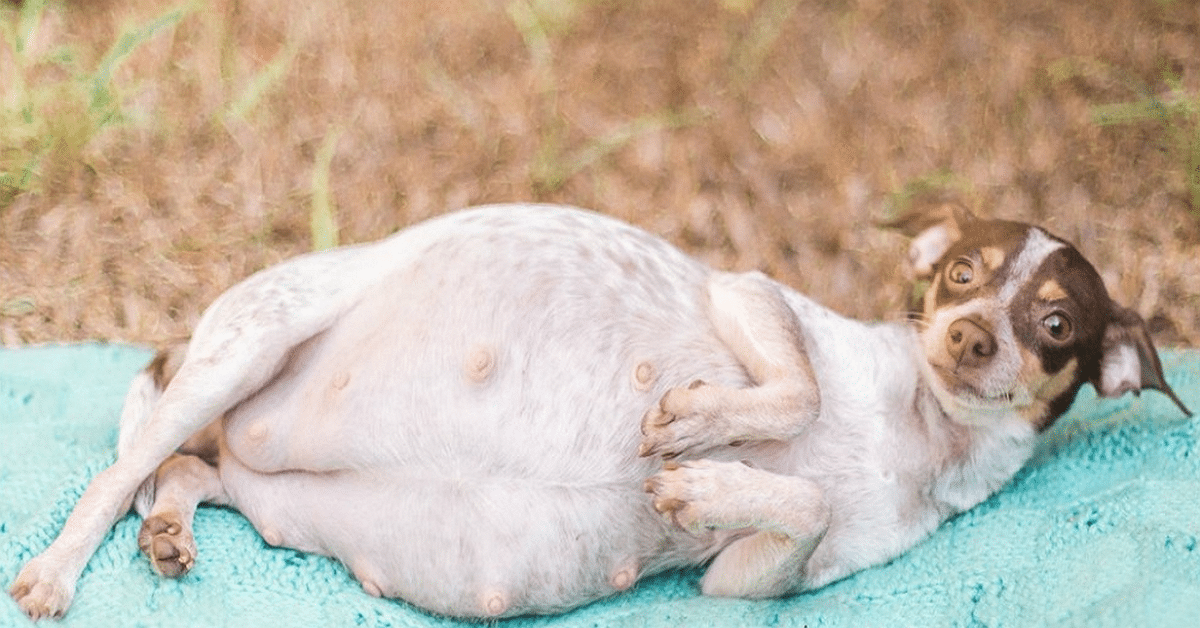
<box><xmin>10</xmin><ymin>202</ymin><xmax>1189</xmax><ymax>620</ymax></box>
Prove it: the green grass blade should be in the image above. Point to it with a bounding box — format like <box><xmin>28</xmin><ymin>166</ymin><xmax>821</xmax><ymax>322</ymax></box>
<box><xmin>89</xmin><ymin>3</ymin><xmax>196</xmax><ymax>117</ymax></box>
<box><xmin>14</xmin><ymin>0</ymin><xmax>48</xmax><ymax>56</ymax></box>
<box><xmin>223</xmin><ymin>43</ymin><xmax>297</xmax><ymax>122</ymax></box>
<box><xmin>310</xmin><ymin>128</ymin><xmax>342</xmax><ymax>251</ymax></box>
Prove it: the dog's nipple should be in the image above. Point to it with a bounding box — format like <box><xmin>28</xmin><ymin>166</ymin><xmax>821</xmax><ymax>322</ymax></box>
<box><xmin>351</xmin><ymin>559</ymin><xmax>384</xmax><ymax>598</ymax></box>
<box><xmin>633</xmin><ymin>361</ymin><xmax>656</xmax><ymax>391</ymax></box>
<box><xmin>248</xmin><ymin>422</ymin><xmax>269</xmax><ymax>443</ymax></box>
<box><xmin>481</xmin><ymin>589</ymin><xmax>509</xmax><ymax>617</ymax></box>
<box><xmin>464</xmin><ymin>345</ymin><xmax>495</xmax><ymax>383</ymax></box>
<box><xmin>610</xmin><ymin>560</ymin><xmax>639</xmax><ymax>591</ymax></box>
<box><xmin>260</xmin><ymin>526</ymin><xmax>282</xmax><ymax>547</ymax></box>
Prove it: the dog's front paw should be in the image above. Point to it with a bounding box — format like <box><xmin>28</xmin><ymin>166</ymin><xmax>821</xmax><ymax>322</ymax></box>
<box><xmin>644</xmin><ymin>459</ymin><xmax>754</xmax><ymax>534</ymax></box>
<box><xmin>639</xmin><ymin>381</ymin><xmax>726</xmax><ymax>459</ymax></box>
<box><xmin>9</xmin><ymin>555</ymin><xmax>77</xmax><ymax>620</ymax></box>
<box><xmin>138</xmin><ymin>514</ymin><xmax>196</xmax><ymax>578</ymax></box>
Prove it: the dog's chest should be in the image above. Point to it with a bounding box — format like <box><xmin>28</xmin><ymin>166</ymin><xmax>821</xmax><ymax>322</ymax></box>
<box><xmin>778</xmin><ymin>312</ymin><xmax>1026</xmax><ymax>544</ymax></box>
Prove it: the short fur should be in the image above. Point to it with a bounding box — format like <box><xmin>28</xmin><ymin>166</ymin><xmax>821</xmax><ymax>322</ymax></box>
<box><xmin>10</xmin><ymin>203</ymin><xmax>1189</xmax><ymax>620</ymax></box>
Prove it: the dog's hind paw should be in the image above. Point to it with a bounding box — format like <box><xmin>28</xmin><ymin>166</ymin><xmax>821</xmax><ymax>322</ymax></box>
<box><xmin>138</xmin><ymin>514</ymin><xmax>197</xmax><ymax>578</ymax></box>
<box><xmin>9</xmin><ymin>555</ymin><xmax>77</xmax><ymax>620</ymax></box>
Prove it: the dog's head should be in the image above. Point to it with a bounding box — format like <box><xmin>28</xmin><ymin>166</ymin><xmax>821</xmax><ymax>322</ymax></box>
<box><xmin>888</xmin><ymin>202</ymin><xmax>1191</xmax><ymax>430</ymax></box>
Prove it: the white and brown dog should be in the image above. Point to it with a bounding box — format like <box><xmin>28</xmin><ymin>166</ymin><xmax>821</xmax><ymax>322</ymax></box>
<box><xmin>10</xmin><ymin>202</ymin><xmax>1191</xmax><ymax>620</ymax></box>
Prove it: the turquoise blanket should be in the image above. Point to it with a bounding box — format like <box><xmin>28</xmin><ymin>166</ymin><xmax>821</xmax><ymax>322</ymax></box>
<box><xmin>2</xmin><ymin>344</ymin><xmax>1198</xmax><ymax>627</ymax></box>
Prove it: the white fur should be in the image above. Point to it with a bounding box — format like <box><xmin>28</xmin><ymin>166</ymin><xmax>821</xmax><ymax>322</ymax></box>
<box><xmin>1099</xmin><ymin>344</ymin><xmax>1140</xmax><ymax>398</ymax></box>
<box><xmin>907</xmin><ymin>224</ymin><xmax>954</xmax><ymax>278</ymax></box>
<box><xmin>11</xmin><ymin>204</ymin><xmax>1056</xmax><ymax>620</ymax></box>
<box><xmin>997</xmin><ymin>228</ymin><xmax>1064</xmax><ymax>303</ymax></box>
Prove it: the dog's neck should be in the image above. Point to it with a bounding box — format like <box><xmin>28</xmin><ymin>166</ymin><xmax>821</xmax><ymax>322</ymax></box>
<box><xmin>879</xmin><ymin>323</ymin><xmax>1040</xmax><ymax>515</ymax></box>
<box><xmin>921</xmin><ymin>392</ymin><xmax>1038</xmax><ymax>515</ymax></box>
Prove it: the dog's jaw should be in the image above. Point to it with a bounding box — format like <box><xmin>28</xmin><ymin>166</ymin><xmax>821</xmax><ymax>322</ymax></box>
<box><xmin>918</xmin><ymin>352</ymin><xmax>1032</xmax><ymax>427</ymax></box>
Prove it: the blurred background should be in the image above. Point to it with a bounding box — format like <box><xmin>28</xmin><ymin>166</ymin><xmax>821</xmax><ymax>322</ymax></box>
<box><xmin>1</xmin><ymin>0</ymin><xmax>1197</xmax><ymax>347</ymax></box>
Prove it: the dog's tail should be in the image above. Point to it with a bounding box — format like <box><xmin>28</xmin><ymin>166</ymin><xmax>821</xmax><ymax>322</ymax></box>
<box><xmin>117</xmin><ymin>344</ymin><xmax>187</xmax><ymax>518</ymax></box>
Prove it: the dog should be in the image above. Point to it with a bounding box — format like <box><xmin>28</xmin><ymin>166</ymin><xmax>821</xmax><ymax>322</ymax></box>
<box><xmin>10</xmin><ymin>202</ymin><xmax>1191</xmax><ymax>620</ymax></box>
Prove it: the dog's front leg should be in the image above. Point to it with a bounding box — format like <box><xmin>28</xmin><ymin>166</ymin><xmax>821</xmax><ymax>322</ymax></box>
<box><xmin>645</xmin><ymin>459</ymin><xmax>829</xmax><ymax>597</ymax></box>
<box><xmin>640</xmin><ymin>271</ymin><xmax>820</xmax><ymax>458</ymax></box>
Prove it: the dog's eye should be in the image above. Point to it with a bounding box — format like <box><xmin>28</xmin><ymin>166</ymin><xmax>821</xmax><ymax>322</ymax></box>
<box><xmin>947</xmin><ymin>261</ymin><xmax>974</xmax><ymax>285</ymax></box>
<box><xmin>1042</xmin><ymin>313</ymin><xmax>1073</xmax><ymax>342</ymax></box>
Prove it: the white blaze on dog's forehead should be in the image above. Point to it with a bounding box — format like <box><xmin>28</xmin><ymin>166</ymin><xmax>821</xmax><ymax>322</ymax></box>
<box><xmin>998</xmin><ymin>228</ymin><xmax>1065</xmax><ymax>303</ymax></box>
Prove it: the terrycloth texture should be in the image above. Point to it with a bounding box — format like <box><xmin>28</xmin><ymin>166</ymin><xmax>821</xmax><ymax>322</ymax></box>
<box><xmin>2</xmin><ymin>344</ymin><xmax>1199</xmax><ymax>627</ymax></box>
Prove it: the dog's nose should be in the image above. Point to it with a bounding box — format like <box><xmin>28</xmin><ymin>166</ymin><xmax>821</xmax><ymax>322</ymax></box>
<box><xmin>946</xmin><ymin>318</ymin><xmax>997</xmax><ymax>367</ymax></box>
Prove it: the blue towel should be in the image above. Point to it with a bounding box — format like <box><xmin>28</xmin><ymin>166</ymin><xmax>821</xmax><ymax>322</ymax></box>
<box><xmin>2</xmin><ymin>343</ymin><xmax>1198</xmax><ymax>627</ymax></box>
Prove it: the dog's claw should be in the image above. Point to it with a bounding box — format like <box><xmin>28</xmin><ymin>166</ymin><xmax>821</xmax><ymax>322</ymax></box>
<box><xmin>652</xmin><ymin>496</ymin><xmax>687</xmax><ymax>516</ymax></box>
<box><xmin>639</xmin><ymin>383</ymin><xmax>723</xmax><ymax>460</ymax></box>
<box><xmin>644</xmin><ymin>461</ymin><xmax>704</xmax><ymax>532</ymax></box>
<box><xmin>644</xmin><ymin>460</ymin><xmax>747</xmax><ymax>534</ymax></box>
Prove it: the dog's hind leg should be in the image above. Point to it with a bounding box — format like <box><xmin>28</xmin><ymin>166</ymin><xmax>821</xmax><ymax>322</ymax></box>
<box><xmin>128</xmin><ymin>352</ymin><xmax>227</xmax><ymax>578</ymax></box>
<box><xmin>9</xmin><ymin>245</ymin><xmax>386</xmax><ymax>620</ymax></box>
<box><xmin>137</xmin><ymin>451</ymin><xmax>229</xmax><ymax>578</ymax></box>
<box><xmin>640</xmin><ymin>271</ymin><xmax>821</xmax><ymax>458</ymax></box>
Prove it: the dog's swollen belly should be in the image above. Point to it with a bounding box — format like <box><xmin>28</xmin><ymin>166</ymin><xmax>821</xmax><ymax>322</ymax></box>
<box><xmin>212</xmin><ymin>207</ymin><xmax>755</xmax><ymax>617</ymax></box>
<box><xmin>218</xmin><ymin>460</ymin><xmax>667</xmax><ymax>616</ymax></box>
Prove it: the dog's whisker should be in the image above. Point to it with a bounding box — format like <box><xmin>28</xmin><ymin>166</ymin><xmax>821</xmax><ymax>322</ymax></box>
<box><xmin>883</xmin><ymin>310</ymin><xmax>929</xmax><ymax>329</ymax></box>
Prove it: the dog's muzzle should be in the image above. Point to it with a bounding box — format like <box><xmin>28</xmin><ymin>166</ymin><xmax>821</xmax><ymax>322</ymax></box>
<box><xmin>945</xmin><ymin>317</ymin><xmax>997</xmax><ymax>368</ymax></box>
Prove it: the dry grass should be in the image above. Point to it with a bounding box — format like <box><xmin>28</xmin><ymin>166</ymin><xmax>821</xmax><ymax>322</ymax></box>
<box><xmin>1</xmin><ymin>0</ymin><xmax>1198</xmax><ymax>348</ymax></box>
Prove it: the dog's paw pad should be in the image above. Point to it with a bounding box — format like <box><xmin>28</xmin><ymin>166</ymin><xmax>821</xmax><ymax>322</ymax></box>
<box><xmin>138</xmin><ymin>514</ymin><xmax>196</xmax><ymax>578</ymax></box>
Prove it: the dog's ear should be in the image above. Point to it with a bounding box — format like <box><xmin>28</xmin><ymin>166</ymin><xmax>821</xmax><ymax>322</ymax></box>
<box><xmin>882</xmin><ymin>202</ymin><xmax>977</xmax><ymax>279</ymax></box>
<box><xmin>1096</xmin><ymin>304</ymin><xmax>1192</xmax><ymax>417</ymax></box>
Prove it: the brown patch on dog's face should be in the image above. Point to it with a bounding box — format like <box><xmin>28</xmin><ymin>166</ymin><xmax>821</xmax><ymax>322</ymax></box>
<box><xmin>1017</xmin><ymin>352</ymin><xmax>1080</xmax><ymax>431</ymax></box>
